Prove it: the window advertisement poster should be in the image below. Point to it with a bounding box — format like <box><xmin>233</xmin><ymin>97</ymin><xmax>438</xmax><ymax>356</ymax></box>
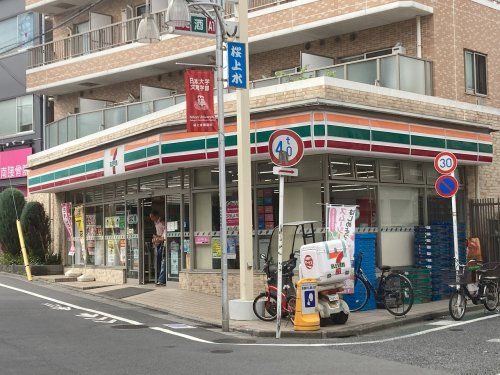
<box><xmin>61</xmin><ymin>203</ymin><xmax>75</xmax><ymax>256</ymax></box>
<box><xmin>212</xmin><ymin>237</ymin><xmax>237</xmax><ymax>259</ymax></box>
<box><xmin>170</xmin><ymin>240</ymin><xmax>180</xmax><ymax>276</ymax></box>
<box><xmin>74</xmin><ymin>205</ymin><xmax>86</xmax><ymax>260</ymax></box>
<box><xmin>85</xmin><ymin>214</ymin><xmax>96</xmax><ymax>255</ymax></box>
<box><xmin>184</xmin><ymin>69</ymin><xmax>216</xmax><ymax>132</ymax></box>
<box><xmin>226</xmin><ymin>200</ymin><xmax>239</xmax><ymax>228</ymax></box>
<box><xmin>326</xmin><ymin>205</ymin><xmax>356</xmax><ymax>294</ymax></box>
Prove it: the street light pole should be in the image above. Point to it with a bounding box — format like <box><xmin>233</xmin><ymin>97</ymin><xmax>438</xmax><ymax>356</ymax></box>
<box><xmin>215</xmin><ymin>0</ymin><xmax>229</xmax><ymax>333</ymax></box>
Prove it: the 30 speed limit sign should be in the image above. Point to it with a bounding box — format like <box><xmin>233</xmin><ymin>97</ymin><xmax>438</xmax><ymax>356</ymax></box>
<box><xmin>434</xmin><ymin>151</ymin><xmax>458</xmax><ymax>175</ymax></box>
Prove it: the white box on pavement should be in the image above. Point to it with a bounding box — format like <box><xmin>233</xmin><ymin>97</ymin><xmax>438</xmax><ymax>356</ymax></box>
<box><xmin>299</xmin><ymin>240</ymin><xmax>352</xmax><ymax>288</ymax></box>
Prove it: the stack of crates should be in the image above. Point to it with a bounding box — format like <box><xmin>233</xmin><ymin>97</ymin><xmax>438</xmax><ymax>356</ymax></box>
<box><xmin>401</xmin><ymin>267</ymin><xmax>432</xmax><ymax>304</ymax></box>
<box><xmin>414</xmin><ymin>223</ymin><xmax>467</xmax><ymax>301</ymax></box>
<box><xmin>344</xmin><ymin>233</ymin><xmax>377</xmax><ymax>311</ymax></box>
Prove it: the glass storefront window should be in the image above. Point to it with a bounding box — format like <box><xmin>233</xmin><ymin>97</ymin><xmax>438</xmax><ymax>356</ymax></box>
<box><xmin>104</xmin><ymin>184</ymin><xmax>115</xmax><ymax>201</ymax></box>
<box><xmin>330</xmin><ymin>183</ymin><xmax>377</xmax><ymax>227</ymax></box>
<box><xmin>404</xmin><ymin>162</ymin><xmax>424</xmax><ymax>184</ymax></box>
<box><xmin>140</xmin><ymin>174</ymin><xmax>166</xmax><ymax>192</ymax></box>
<box><xmin>330</xmin><ymin>155</ymin><xmax>354</xmax><ymax>179</ymax></box>
<box><xmin>256</xmin><ymin>162</ymin><xmax>279</xmax><ymax>184</ymax></box>
<box><xmin>194</xmin><ymin>165</ymin><xmax>238</xmax><ymax>186</ymax></box>
<box><xmin>380</xmin><ymin>160</ymin><xmax>402</xmax><ymax>182</ymax></box>
<box><xmin>355</xmin><ymin>159</ymin><xmax>377</xmax><ymax>180</ymax></box>
<box><xmin>182</xmin><ymin>170</ymin><xmax>190</xmax><ymax>189</ymax></box>
<box><xmin>85</xmin><ymin>206</ymin><xmax>104</xmax><ymax>266</ymax></box>
<box><xmin>167</xmin><ymin>171</ymin><xmax>181</xmax><ymax>188</ymax></box>
<box><xmin>104</xmin><ymin>204</ymin><xmax>126</xmax><ymax>267</ymax></box>
<box><xmin>126</xmin><ymin>201</ymin><xmax>139</xmax><ymax>278</ymax></box>
<box><xmin>126</xmin><ymin>179</ymin><xmax>138</xmax><ymax>195</ymax></box>
<box><xmin>295</xmin><ymin>156</ymin><xmax>323</xmax><ymax>180</ymax></box>
<box><xmin>379</xmin><ymin>186</ymin><xmax>423</xmax><ymax>227</ymax></box>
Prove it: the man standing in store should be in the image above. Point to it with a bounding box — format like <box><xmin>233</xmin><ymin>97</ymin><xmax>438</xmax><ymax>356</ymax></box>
<box><xmin>150</xmin><ymin>210</ymin><xmax>166</xmax><ymax>286</ymax></box>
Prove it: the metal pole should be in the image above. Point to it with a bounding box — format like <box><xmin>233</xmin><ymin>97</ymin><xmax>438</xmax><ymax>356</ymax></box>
<box><xmin>215</xmin><ymin>2</ymin><xmax>229</xmax><ymax>332</ymax></box>
<box><xmin>451</xmin><ymin>171</ymin><xmax>460</xmax><ymax>272</ymax></box>
<box><xmin>276</xmin><ymin>174</ymin><xmax>284</xmax><ymax>338</ymax></box>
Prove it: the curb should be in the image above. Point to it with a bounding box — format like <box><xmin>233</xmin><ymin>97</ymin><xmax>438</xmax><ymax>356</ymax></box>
<box><xmin>31</xmin><ymin>276</ymin><xmax>487</xmax><ymax>339</ymax></box>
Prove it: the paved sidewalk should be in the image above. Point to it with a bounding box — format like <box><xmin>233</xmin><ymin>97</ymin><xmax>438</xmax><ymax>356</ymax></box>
<box><xmin>33</xmin><ymin>275</ymin><xmax>485</xmax><ymax>338</ymax></box>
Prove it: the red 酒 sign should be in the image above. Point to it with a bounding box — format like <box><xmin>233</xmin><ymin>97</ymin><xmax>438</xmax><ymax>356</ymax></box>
<box><xmin>0</xmin><ymin>148</ymin><xmax>32</xmax><ymax>180</ymax></box>
<box><xmin>184</xmin><ymin>69</ymin><xmax>217</xmax><ymax>132</ymax></box>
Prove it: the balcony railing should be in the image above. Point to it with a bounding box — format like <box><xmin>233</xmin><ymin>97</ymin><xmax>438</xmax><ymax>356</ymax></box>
<box><xmin>28</xmin><ymin>0</ymin><xmax>293</xmax><ymax>69</ymax></box>
<box><xmin>45</xmin><ymin>54</ymin><xmax>433</xmax><ymax>149</ymax></box>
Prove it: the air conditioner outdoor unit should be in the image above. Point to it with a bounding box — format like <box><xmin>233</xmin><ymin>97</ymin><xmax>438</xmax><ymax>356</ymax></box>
<box><xmin>392</xmin><ymin>46</ymin><xmax>406</xmax><ymax>55</ymax></box>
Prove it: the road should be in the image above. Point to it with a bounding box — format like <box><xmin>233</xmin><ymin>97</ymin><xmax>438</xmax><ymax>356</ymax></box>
<box><xmin>0</xmin><ymin>273</ymin><xmax>498</xmax><ymax>375</ymax></box>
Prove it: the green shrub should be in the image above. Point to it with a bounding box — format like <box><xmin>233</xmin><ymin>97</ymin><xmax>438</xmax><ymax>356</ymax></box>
<box><xmin>0</xmin><ymin>251</ymin><xmax>23</xmax><ymax>265</ymax></box>
<box><xmin>0</xmin><ymin>188</ymin><xmax>26</xmax><ymax>255</ymax></box>
<box><xmin>20</xmin><ymin>201</ymin><xmax>52</xmax><ymax>260</ymax></box>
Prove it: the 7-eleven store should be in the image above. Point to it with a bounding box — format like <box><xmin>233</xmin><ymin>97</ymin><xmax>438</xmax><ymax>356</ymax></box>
<box><xmin>27</xmin><ymin>105</ymin><xmax>494</xmax><ymax>296</ymax></box>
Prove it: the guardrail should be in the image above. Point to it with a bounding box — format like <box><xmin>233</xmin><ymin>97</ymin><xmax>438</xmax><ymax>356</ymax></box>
<box><xmin>45</xmin><ymin>54</ymin><xmax>433</xmax><ymax>149</ymax></box>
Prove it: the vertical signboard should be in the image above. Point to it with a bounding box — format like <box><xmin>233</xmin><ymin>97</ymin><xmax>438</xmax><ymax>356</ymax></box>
<box><xmin>62</xmin><ymin>203</ymin><xmax>75</xmax><ymax>256</ymax></box>
<box><xmin>227</xmin><ymin>42</ymin><xmax>247</xmax><ymax>89</ymax></box>
<box><xmin>184</xmin><ymin>69</ymin><xmax>217</xmax><ymax>132</ymax></box>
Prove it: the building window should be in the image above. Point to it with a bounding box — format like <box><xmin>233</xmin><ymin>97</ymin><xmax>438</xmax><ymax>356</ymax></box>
<box><xmin>465</xmin><ymin>50</ymin><xmax>487</xmax><ymax>95</ymax></box>
<box><xmin>136</xmin><ymin>4</ymin><xmax>148</xmax><ymax>17</ymax></box>
<box><xmin>0</xmin><ymin>95</ymin><xmax>33</xmax><ymax>137</ymax></box>
<box><xmin>0</xmin><ymin>13</ymin><xmax>34</xmax><ymax>53</ymax></box>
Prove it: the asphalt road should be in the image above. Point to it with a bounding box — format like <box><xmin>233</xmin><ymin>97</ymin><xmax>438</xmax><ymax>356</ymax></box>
<box><xmin>0</xmin><ymin>273</ymin><xmax>498</xmax><ymax>375</ymax></box>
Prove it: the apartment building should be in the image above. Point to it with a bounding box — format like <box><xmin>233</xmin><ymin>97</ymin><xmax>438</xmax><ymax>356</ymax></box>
<box><xmin>0</xmin><ymin>0</ymin><xmax>46</xmax><ymax>195</ymax></box>
<box><xmin>23</xmin><ymin>0</ymin><xmax>499</xmax><ymax>295</ymax></box>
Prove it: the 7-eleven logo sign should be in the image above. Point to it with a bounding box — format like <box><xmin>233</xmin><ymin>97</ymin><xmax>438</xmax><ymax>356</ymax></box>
<box><xmin>104</xmin><ymin>145</ymin><xmax>125</xmax><ymax>177</ymax></box>
<box><xmin>328</xmin><ymin>246</ymin><xmax>345</xmax><ymax>274</ymax></box>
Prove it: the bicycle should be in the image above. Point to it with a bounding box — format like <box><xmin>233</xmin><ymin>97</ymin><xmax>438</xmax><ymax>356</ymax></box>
<box><xmin>448</xmin><ymin>260</ymin><xmax>499</xmax><ymax>321</ymax></box>
<box><xmin>253</xmin><ymin>255</ymin><xmax>297</xmax><ymax>322</ymax></box>
<box><xmin>348</xmin><ymin>252</ymin><xmax>414</xmax><ymax>316</ymax></box>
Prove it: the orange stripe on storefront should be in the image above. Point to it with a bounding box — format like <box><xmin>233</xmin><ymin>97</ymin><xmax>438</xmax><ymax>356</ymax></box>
<box><xmin>29</xmin><ymin>151</ymin><xmax>104</xmax><ymax>177</ymax></box>
<box><xmin>327</xmin><ymin>113</ymin><xmax>370</xmax><ymax>126</ymax></box>
<box><xmin>410</xmin><ymin>124</ymin><xmax>446</xmax><ymax>137</ymax></box>
<box><xmin>125</xmin><ymin>135</ymin><xmax>161</xmax><ymax>151</ymax></box>
<box><xmin>370</xmin><ymin>119</ymin><xmax>409</xmax><ymax>132</ymax></box>
<box><xmin>445</xmin><ymin>129</ymin><xmax>479</xmax><ymax>141</ymax></box>
<box><xmin>254</xmin><ymin>114</ymin><xmax>311</xmax><ymax>129</ymax></box>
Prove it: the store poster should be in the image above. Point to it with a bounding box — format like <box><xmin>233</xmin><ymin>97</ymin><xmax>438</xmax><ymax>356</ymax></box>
<box><xmin>257</xmin><ymin>189</ymin><xmax>275</xmax><ymax>230</ymax></box>
<box><xmin>326</xmin><ymin>205</ymin><xmax>356</xmax><ymax>294</ymax></box>
<box><xmin>170</xmin><ymin>240</ymin><xmax>180</xmax><ymax>275</ymax></box>
<box><xmin>107</xmin><ymin>240</ymin><xmax>115</xmax><ymax>266</ymax></box>
<box><xmin>61</xmin><ymin>203</ymin><xmax>75</xmax><ymax>256</ymax></box>
<box><xmin>211</xmin><ymin>237</ymin><xmax>237</xmax><ymax>259</ymax></box>
<box><xmin>226</xmin><ymin>200</ymin><xmax>239</xmax><ymax>228</ymax></box>
<box><xmin>74</xmin><ymin>205</ymin><xmax>85</xmax><ymax>261</ymax></box>
<box><xmin>85</xmin><ymin>214</ymin><xmax>96</xmax><ymax>255</ymax></box>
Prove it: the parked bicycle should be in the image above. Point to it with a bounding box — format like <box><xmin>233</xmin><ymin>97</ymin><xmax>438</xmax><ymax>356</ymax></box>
<box><xmin>348</xmin><ymin>252</ymin><xmax>414</xmax><ymax>316</ymax></box>
<box><xmin>253</xmin><ymin>254</ymin><xmax>297</xmax><ymax>322</ymax></box>
<box><xmin>448</xmin><ymin>260</ymin><xmax>499</xmax><ymax>321</ymax></box>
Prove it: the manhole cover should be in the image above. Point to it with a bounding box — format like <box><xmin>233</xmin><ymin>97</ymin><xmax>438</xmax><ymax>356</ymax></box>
<box><xmin>111</xmin><ymin>324</ymin><xmax>149</xmax><ymax>329</ymax></box>
<box><xmin>449</xmin><ymin>328</ymin><xmax>464</xmax><ymax>332</ymax></box>
<box><xmin>210</xmin><ymin>350</ymin><xmax>233</xmax><ymax>354</ymax></box>
<box><xmin>213</xmin><ymin>338</ymin><xmax>256</xmax><ymax>344</ymax></box>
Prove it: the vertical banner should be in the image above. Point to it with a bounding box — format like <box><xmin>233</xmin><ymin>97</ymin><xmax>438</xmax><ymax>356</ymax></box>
<box><xmin>227</xmin><ymin>41</ymin><xmax>247</xmax><ymax>89</ymax></box>
<box><xmin>61</xmin><ymin>203</ymin><xmax>75</xmax><ymax>256</ymax></box>
<box><xmin>326</xmin><ymin>205</ymin><xmax>356</xmax><ymax>294</ymax></box>
<box><xmin>184</xmin><ymin>69</ymin><xmax>217</xmax><ymax>132</ymax></box>
<box><xmin>74</xmin><ymin>205</ymin><xmax>86</xmax><ymax>261</ymax></box>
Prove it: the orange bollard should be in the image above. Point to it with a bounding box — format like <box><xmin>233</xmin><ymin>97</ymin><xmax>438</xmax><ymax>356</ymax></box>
<box><xmin>294</xmin><ymin>278</ymin><xmax>320</xmax><ymax>331</ymax></box>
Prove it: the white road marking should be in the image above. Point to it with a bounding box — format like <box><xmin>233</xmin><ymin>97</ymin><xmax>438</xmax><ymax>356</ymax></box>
<box><xmin>42</xmin><ymin>302</ymin><xmax>71</xmax><ymax>311</ymax></box>
<box><xmin>427</xmin><ymin>320</ymin><xmax>455</xmax><ymax>326</ymax></box>
<box><xmin>0</xmin><ymin>282</ymin><xmax>142</xmax><ymax>326</ymax></box>
<box><xmin>150</xmin><ymin>327</ymin><xmax>214</xmax><ymax>344</ymax></box>
<box><xmin>2</xmin><ymin>281</ymin><xmax>499</xmax><ymax>348</ymax></box>
<box><xmin>487</xmin><ymin>339</ymin><xmax>500</xmax><ymax>343</ymax></box>
<box><xmin>163</xmin><ymin>323</ymin><xmax>196</xmax><ymax>329</ymax></box>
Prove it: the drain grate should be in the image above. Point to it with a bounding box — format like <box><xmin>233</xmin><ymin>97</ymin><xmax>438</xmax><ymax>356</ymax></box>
<box><xmin>213</xmin><ymin>338</ymin><xmax>256</xmax><ymax>344</ymax></box>
<box><xmin>111</xmin><ymin>324</ymin><xmax>149</xmax><ymax>329</ymax></box>
<box><xmin>210</xmin><ymin>350</ymin><xmax>233</xmax><ymax>354</ymax></box>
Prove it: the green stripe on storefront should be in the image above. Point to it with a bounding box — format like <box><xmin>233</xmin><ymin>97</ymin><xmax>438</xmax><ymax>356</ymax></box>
<box><xmin>69</xmin><ymin>165</ymin><xmax>86</xmax><ymax>176</ymax></box>
<box><xmin>255</xmin><ymin>126</ymin><xmax>311</xmax><ymax>143</ymax></box>
<box><xmin>206</xmin><ymin>134</ymin><xmax>237</xmax><ymax>149</ymax></box>
<box><xmin>147</xmin><ymin>145</ymin><xmax>159</xmax><ymax>157</ymax></box>
<box><xmin>161</xmin><ymin>139</ymin><xmax>205</xmax><ymax>154</ymax></box>
<box><xmin>411</xmin><ymin>135</ymin><xmax>446</xmax><ymax>149</ymax></box>
<box><xmin>479</xmin><ymin>143</ymin><xmax>493</xmax><ymax>154</ymax></box>
<box><xmin>39</xmin><ymin>173</ymin><xmax>54</xmax><ymax>183</ymax></box>
<box><xmin>314</xmin><ymin>124</ymin><xmax>325</xmax><ymax>136</ymax></box>
<box><xmin>125</xmin><ymin>149</ymin><xmax>147</xmax><ymax>163</ymax></box>
<box><xmin>30</xmin><ymin>160</ymin><xmax>104</xmax><ymax>186</ymax></box>
<box><xmin>328</xmin><ymin>125</ymin><xmax>370</xmax><ymax>141</ymax></box>
<box><xmin>54</xmin><ymin>169</ymin><xmax>69</xmax><ymax>180</ymax></box>
<box><xmin>86</xmin><ymin>160</ymin><xmax>104</xmax><ymax>171</ymax></box>
<box><xmin>372</xmin><ymin>130</ymin><xmax>409</xmax><ymax>145</ymax></box>
<box><xmin>447</xmin><ymin>139</ymin><xmax>478</xmax><ymax>153</ymax></box>
<box><xmin>28</xmin><ymin>176</ymin><xmax>41</xmax><ymax>186</ymax></box>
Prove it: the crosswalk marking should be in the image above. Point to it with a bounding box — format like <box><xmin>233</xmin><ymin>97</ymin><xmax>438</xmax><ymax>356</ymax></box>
<box><xmin>163</xmin><ymin>323</ymin><xmax>196</xmax><ymax>329</ymax></box>
<box><xmin>487</xmin><ymin>339</ymin><xmax>500</xmax><ymax>343</ymax></box>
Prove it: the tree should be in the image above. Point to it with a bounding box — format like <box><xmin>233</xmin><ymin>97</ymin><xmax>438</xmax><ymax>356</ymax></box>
<box><xmin>0</xmin><ymin>188</ymin><xmax>26</xmax><ymax>255</ymax></box>
<box><xmin>20</xmin><ymin>201</ymin><xmax>52</xmax><ymax>260</ymax></box>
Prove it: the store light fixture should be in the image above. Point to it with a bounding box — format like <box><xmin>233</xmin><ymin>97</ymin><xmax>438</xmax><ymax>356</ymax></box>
<box><xmin>137</xmin><ymin>1</ymin><xmax>161</xmax><ymax>43</ymax></box>
<box><xmin>165</xmin><ymin>0</ymin><xmax>191</xmax><ymax>28</ymax></box>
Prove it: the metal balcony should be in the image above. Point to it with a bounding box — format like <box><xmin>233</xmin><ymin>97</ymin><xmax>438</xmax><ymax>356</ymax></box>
<box><xmin>45</xmin><ymin>54</ymin><xmax>433</xmax><ymax>149</ymax></box>
<box><xmin>28</xmin><ymin>0</ymin><xmax>293</xmax><ymax>69</ymax></box>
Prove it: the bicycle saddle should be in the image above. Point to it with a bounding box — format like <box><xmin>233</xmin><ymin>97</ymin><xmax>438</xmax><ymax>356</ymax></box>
<box><xmin>380</xmin><ymin>265</ymin><xmax>391</xmax><ymax>272</ymax></box>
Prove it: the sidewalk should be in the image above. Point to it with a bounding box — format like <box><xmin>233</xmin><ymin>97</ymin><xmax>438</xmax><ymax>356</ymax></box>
<box><xmin>36</xmin><ymin>276</ymin><xmax>478</xmax><ymax>338</ymax></box>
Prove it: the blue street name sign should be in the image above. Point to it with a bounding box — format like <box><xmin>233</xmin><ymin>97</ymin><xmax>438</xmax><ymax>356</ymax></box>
<box><xmin>227</xmin><ymin>41</ymin><xmax>247</xmax><ymax>89</ymax></box>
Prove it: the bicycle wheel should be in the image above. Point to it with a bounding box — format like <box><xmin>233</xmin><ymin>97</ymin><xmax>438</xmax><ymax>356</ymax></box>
<box><xmin>347</xmin><ymin>275</ymin><xmax>370</xmax><ymax>312</ymax></box>
<box><xmin>483</xmin><ymin>282</ymin><xmax>499</xmax><ymax>312</ymax></box>
<box><xmin>286</xmin><ymin>296</ymin><xmax>296</xmax><ymax>323</ymax></box>
<box><xmin>449</xmin><ymin>289</ymin><xmax>466</xmax><ymax>321</ymax></box>
<box><xmin>253</xmin><ymin>292</ymin><xmax>278</xmax><ymax>321</ymax></box>
<box><xmin>382</xmin><ymin>273</ymin><xmax>414</xmax><ymax>316</ymax></box>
